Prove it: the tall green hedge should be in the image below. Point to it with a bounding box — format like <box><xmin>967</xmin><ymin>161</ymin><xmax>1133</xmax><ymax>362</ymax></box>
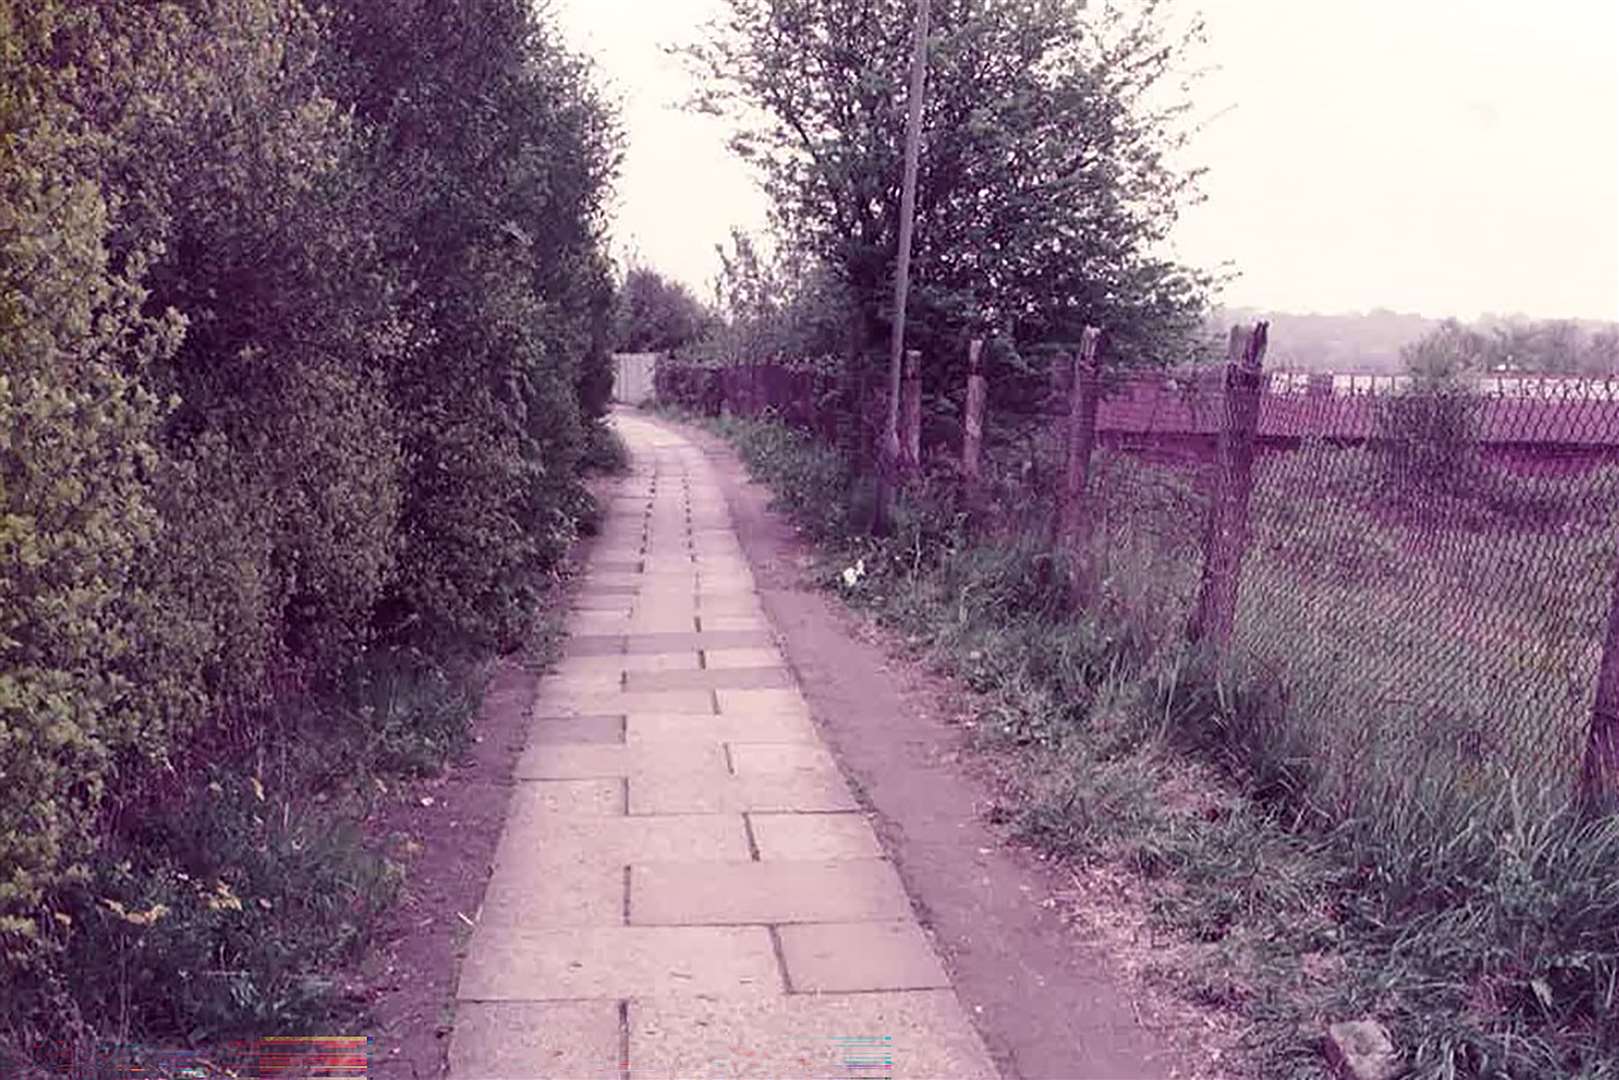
<box><xmin>0</xmin><ymin>0</ymin><xmax>617</xmax><ymax>986</ymax></box>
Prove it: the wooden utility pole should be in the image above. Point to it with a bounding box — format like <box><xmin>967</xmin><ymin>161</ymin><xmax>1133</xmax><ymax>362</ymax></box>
<box><xmin>875</xmin><ymin>0</ymin><xmax>932</xmax><ymax>533</ymax></box>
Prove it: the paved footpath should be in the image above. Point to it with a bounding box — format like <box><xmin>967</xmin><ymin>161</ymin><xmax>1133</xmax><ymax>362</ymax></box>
<box><xmin>448</xmin><ymin>413</ymin><xmax>999</xmax><ymax>1079</ymax></box>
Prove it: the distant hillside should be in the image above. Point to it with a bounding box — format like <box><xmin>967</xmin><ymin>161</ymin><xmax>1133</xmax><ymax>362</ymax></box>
<box><xmin>1210</xmin><ymin>307</ymin><xmax>1619</xmax><ymax>374</ymax></box>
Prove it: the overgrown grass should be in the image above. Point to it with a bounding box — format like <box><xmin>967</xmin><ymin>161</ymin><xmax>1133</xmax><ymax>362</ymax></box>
<box><xmin>0</xmin><ymin>605</ymin><xmax>569</xmax><ymax>1078</ymax></box>
<box><xmin>676</xmin><ymin>406</ymin><xmax>1619</xmax><ymax>1079</ymax></box>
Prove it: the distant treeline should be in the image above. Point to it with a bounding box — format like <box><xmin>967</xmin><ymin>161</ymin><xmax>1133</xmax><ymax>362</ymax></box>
<box><xmin>1216</xmin><ymin>307</ymin><xmax>1619</xmax><ymax>375</ymax></box>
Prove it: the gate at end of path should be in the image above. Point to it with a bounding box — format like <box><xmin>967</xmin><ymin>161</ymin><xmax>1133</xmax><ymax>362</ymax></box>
<box><xmin>613</xmin><ymin>353</ymin><xmax>658</xmax><ymax>405</ymax></box>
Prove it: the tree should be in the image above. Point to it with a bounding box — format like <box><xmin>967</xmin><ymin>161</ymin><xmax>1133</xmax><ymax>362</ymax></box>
<box><xmin>323</xmin><ymin>0</ymin><xmax>621</xmax><ymax>652</ymax></box>
<box><xmin>683</xmin><ymin>0</ymin><xmax>1212</xmax><ymax>402</ymax></box>
<box><xmin>1402</xmin><ymin>319</ymin><xmax>1490</xmax><ymax>379</ymax></box>
<box><xmin>614</xmin><ymin>266</ymin><xmax>712</xmax><ymax>353</ymax></box>
<box><xmin>697</xmin><ymin>229</ymin><xmax>849</xmax><ymax>366</ymax></box>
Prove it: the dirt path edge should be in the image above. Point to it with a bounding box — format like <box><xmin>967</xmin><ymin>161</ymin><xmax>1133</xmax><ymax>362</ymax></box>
<box><xmin>654</xmin><ymin>411</ymin><xmax>1185</xmax><ymax>1080</ymax></box>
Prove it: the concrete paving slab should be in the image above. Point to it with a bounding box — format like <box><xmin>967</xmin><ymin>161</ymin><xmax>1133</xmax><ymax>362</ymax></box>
<box><xmin>624</xmin><ymin>630</ymin><xmax>773</xmax><ymax>654</ymax></box>
<box><xmin>689</xmin><ymin>563</ymin><xmax>751</xmax><ymax>579</ymax></box>
<box><xmin>697</xmin><ymin>615</ymin><xmax>771</xmax><ymax>632</ymax></box>
<box><xmin>699</xmin><ymin>578</ymin><xmax>758</xmax><ymax>595</ymax></box>
<box><xmin>586</xmin><ymin>559</ymin><xmax>642</xmax><ymax>574</ymax></box>
<box><xmin>627</xmin><ymin>991</ymin><xmax>998</xmax><ymax>1079</ymax></box>
<box><xmin>477</xmin><ymin>861</ymin><xmax>624</xmax><ymax>928</ymax></box>
<box><xmin>535</xmin><ymin>689</ymin><xmax>716</xmax><ymax>716</ymax></box>
<box><xmin>641</xmin><ymin>558</ymin><xmax>697</xmax><ymax>573</ymax></box>
<box><xmin>777</xmin><ymin>921</ymin><xmax>950</xmax><ymax>992</ymax></box>
<box><xmin>492</xmin><ymin>814</ymin><xmax>750</xmax><ymax>867</ymax></box>
<box><xmin>573</xmin><ymin>596</ymin><xmax>634</xmax><ymax>612</ymax></box>
<box><xmin>570</xmin><ymin>612</ymin><xmax>633</xmax><ymax>634</ymax></box>
<box><xmin>715</xmin><ymin>688</ymin><xmax>814</xmax><ymax>721</ymax></box>
<box><xmin>629</xmin><ymin>859</ymin><xmax>909</xmax><ymax>925</ymax></box>
<box><xmin>698</xmin><ymin>594</ymin><xmax>767</xmax><ymax>616</ymax></box>
<box><xmin>625</xmin><ymin>616</ymin><xmax>700</xmax><ymax>635</ymax></box>
<box><xmin>748</xmin><ymin>813</ymin><xmax>885</xmax><ymax>861</ymax></box>
<box><xmin>628</xmin><ymin>770</ymin><xmax>857</xmax><ymax>815</ymax></box>
<box><xmin>551</xmin><ymin>652</ymin><xmax>700</xmax><ymax>677</ymax></box>
<box><xmin>457</xmin><ymin>926</ymin><xmax>780</xmax><ymax>1000</ymax></box>
<box><xmin>580</xmin><ymin>575</ymin><xmax>645</xmax><ymax>592</ymax></box>
<box><xmin>448</xmin><ymin>414</ymin><xmax>999</xmax><ymax>1080</ymax></box>
<box><xmin>448</xmin><ymin>1001</ymin><xmax>622</xmax><ymax>1080</ymax></box>
<box><xmin>627</xmin><ymin>713</ymin><xmax>820</xmax><ymax>745</ymax></box>
<box><xmin>562</xmin><ymin>635</ymin><xmax>627</xmax><ymax>658</ymax></box>
<box><xmin>515</xmin><ymin>741</ymin><xmax>726</xmax><ymax>781</ymax></box>
<box><xmin>529</xmin><ymin>715</ymin><xmax>625</xmax><ymax>744</ymax></box>
<box><xmin>506</xmin><ymin>779</ymin><xmax>624</xmax><ymax>818</ymax></box>
<box><xmin>537</xmin><ymin>670</ymin><xmax>624</xmax><ymax>696</ymax></box>
<box><xmin>624</xmin><ymin>667</ymin><xmax>793</xmax><ymax>693</ymax></box>
<box><xmin>702</xmin><ymin>647</ymin><xmax>787</xmax><ymax>670</ymax></box>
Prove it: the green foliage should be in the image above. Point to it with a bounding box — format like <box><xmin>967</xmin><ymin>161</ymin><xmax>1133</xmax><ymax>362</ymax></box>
<box><xmin>614</xmin><ymin>265</ymin><xmax>712</xmax><ymax>353</ymax></box>
<box><xmin>0</xmin><ymin>0</ymin><xmax>183</xmax><ymax>930</ymax></box>
<box><xmin>1</xmin><ymin>0</ymin><xmax>619</xmax><ymax>1059</ymax></box>
<box><xmin>1402</xmin><ymin>319</ymin><xmax>1491</xmax><ymax>379</ymax></box>
<box><xmin>63</xmin><ymin>775</ymin><xmax>400</xmax><ymax>1038</ymax></box>
<box><xmin>693</xmin><ymin>229</ymin><xmax>852</xmax><ymax>366</ymax></box>
<box><xmin>580</xmin><ymin>421</ymin><xmax>632</xmax><ymax>476</ymax></box>
<box><xmin>328</xmin><ymin>0</ymin><xmax>619</xmax><ymax>652</ymax></box>
<box><xmin>713</xmin><ymin>415</ymin><xmax>862</xmax><ymax>540</ymax></box>
<box><xmin>684</xmin><ymin>0</ymin><xmax>1213</xmax><ymax>386</ymax></box>
<box><xmin>1374</xmin><ymin>383</ymin><xmax>1484</xmax><ymax>497</ymax></box>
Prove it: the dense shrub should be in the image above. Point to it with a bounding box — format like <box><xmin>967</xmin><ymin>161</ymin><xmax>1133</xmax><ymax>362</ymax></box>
<box><xmin>1</xmin><ymin>0</ymin><xmax>619</xmax><ymax>1055</ymax></box>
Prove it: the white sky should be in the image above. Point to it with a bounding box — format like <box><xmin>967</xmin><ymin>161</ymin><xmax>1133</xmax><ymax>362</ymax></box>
<box><xmin>551</xmin><ymin>0</ymin><xmax>1619</xmax><ymax>322</ymax></box>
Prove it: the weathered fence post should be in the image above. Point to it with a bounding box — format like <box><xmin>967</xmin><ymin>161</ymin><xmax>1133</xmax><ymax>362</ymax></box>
<box><xmin>1055</xmin><ymin>328</ymin><xmax>1104</xmax><ymax>603</ymax></box>
<box><xmin>1187</xmin><ymin>322</ymin><xmax>1269</xmax><ymax>649</ymax></box>
<box><xmin>901</xmin><ymin>349</ymin><xmax>923</xmax><ymax>472</ymax></box>
<box><xmin>961</xmin><ymin>339</ymin><xmax>987</xmax><ymax>502</ymax></box>
<box><xmin>1581</xmin><ymin>565</ymin><xmax>1619</xmax><ymax>811</ymax></box>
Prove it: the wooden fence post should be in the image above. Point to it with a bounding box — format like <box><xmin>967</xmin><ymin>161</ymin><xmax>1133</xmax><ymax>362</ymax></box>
<box><xmin>901</xmin><ymin>349</ymin><xmax>923</xmax><ymax>472</ymax></box>
<box><xmin>961</xmin><ymin>339</ymin><xmax>987</xmax><ymax>501</ymax></box>
<box><xmin>1187</xmin><ymin>322</ymin><xmax>1269</xmax><ymax>649</ymax></box>
<box><xmin>1055</xmin><ymin>328</ymin><xmax>1104</xmax><ymax>603</ymax></box>
<box><xmin>1581</xmin><ymin>563</ymin><xmax>1619</xmax><ymax>811</ymax></box>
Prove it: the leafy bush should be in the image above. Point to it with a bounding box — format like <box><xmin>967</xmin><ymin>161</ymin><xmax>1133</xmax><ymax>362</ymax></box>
<box><xmin>0</xmin><ymin>0</ymin><xmax>183</xmax><ymax>936</ymax></box>
<box><xmin>1</xmin><ymin>0</ymin><xmax>619</xmax><ymax>1060</ymax></box>
<box><xmin>581</xmin><ymin>421</ymin><xmax>632</xmax><ymax>476</ymax></box>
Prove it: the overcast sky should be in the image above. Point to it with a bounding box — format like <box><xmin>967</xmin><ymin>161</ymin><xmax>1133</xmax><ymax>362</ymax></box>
<box><xmin>551</xmin><ymin>0</ymin><xmax>1619</xmax><ymax>322</ymax></box>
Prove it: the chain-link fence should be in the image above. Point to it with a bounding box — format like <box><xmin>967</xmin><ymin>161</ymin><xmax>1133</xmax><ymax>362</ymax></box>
<box><xmin>653</xmin><ymin>338</ymin><xmax>1619</xmax><ymax>819</ymax></box>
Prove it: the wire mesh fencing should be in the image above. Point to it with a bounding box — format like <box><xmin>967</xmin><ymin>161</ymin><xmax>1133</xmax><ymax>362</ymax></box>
<box><xmin>653</xmin><ymin>335</ymin><xmax>1619</xmax><ymax>819</ymax></box>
